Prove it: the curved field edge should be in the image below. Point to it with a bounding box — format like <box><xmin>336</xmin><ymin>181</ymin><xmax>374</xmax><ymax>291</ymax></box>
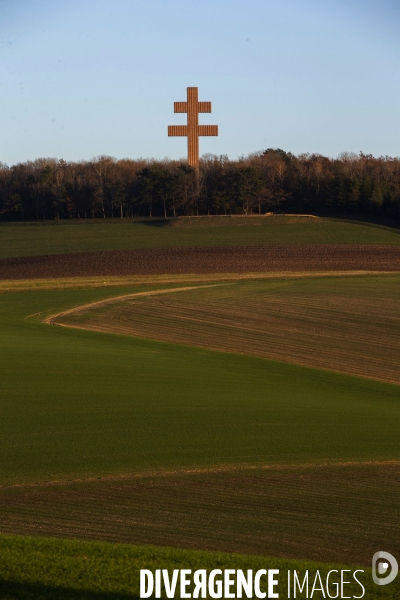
<box><xmin>52</xmin><ymin>274</ymin><xmax>400</xmax><ymax>386</ymax></box>
<box><xmin>1</xmin><ymin>280</ymin><xmax>400</xmax><ymax>486</ymax></box>
<box><xmin>2</xmin><ymin>216</ymin><xmax>400</xmax><ymax>259</ymax></box>
<box><xmin>0</xmin><ymin>535</ymin><xmax>384</xmax><ymax>599</ymax></box>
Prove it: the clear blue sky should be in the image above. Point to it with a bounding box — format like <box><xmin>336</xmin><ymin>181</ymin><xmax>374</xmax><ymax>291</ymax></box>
<box><xmin>0</xmin><ymin>0</ymin><xmax>399</xmax><ymax>164</ymax></box>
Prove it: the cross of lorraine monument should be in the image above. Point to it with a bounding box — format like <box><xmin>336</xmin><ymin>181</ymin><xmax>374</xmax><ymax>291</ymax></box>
<box><xmin>168</xmin><ymin>87</ymin><xmax>218</xmax><ymax>170</ymax></box>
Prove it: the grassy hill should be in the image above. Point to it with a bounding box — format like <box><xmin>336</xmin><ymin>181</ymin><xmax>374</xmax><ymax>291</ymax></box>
<box><xmin>1</xmin><ymin>251</ymin><xmax>399</xmax><ymax>595</ymax></box>
<box><xmin>0</xmin><ymin>277</ymin><xmax>399</xmax><ymax>568</ymax></box>
<box><xmin>1</xmin><ymin>216</ymin><xmax>400</xmax><ymax>258</ymax></box>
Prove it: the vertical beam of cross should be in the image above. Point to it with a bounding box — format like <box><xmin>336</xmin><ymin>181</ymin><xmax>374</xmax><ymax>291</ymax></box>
<box><xmin>168</xmin><ymin>87</ymin><xmax>218</xmax><ymax>170</ymax></box>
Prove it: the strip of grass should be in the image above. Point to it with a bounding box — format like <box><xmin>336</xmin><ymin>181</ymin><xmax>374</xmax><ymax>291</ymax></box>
<box><xmin>1</xmin><ymin>464</ymin><xmax>399</xmax><ymax>567</ymax></box>
<box><xmin>1</xmin><ymin>217</ymin><xmax>400</xmax><ymax>258</ymax></box>
<box><xmin>1</xmin><ymin>271</ymin><xmax>385</xmax><ymax>294</ymax></box>
<box><xmin>58</xmin><ymin>275</ymin><xmax>400</xmax><ymax>384</ymax></box>
<box><xmin>1</xmin><ymin>285</ymin><xmax>399</xmax><ymax>486</ymax></box>
<box><xmin>0</xmin><ymin>535</ymin><xmax>390</xmax><ymax>599</ymax></box>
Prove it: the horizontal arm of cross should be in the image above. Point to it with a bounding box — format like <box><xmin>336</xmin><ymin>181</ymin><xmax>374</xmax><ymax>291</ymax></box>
<box><xmin>198</xmin><ymin>125</ymin><xmax>218</xmax><ymax>136</ymax></box>
<box><xmin>168</xmin><ymin>125</ymin><xmax>188</xmax><ymax>136</ymax></box>
<box><xmin>168</xmin><ymin>125</ymin><xmax>218</xmax><ymax>137</ymax></box>
<box><xmin>174</xmin><ymin>102</ymin><xmax>212</xmax><ymax>113</ymax></box>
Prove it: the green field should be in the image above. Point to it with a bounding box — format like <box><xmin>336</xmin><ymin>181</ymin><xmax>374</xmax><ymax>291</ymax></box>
<box><xmin>1</xmin><ymin>275</ymin><xmax>400</xmax><ymax>580</ymax></box>
<box><xmin>1</xmin><ymin>536</ymin><xmax>382</xmax><ymax>600</ymax></box>
<box><xmin>1</xmin><ymin>216</ymin><xmax>400</xmax><ymax>598</ymax></box>
<box><xmin>1</xmin><ymin>282</ymin><xmax>400</xmax><ymax>487</ymax></box>
<box><xmin>1</xmin><ymin>216</ymin><xmax>400</xmax><ymax>258</ymax></box>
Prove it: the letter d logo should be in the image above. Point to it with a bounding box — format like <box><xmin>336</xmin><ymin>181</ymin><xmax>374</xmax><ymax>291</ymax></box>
<box><xmin>372</xmin><ymin>551</ymin><xmax>398</xmax><ymax>586</ymax></box>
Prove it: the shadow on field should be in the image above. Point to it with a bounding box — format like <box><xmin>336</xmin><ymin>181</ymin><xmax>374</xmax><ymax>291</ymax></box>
<box><xmin>138</xmin><ymin>218</ymin><xmax>172</xmax><ymax>228</ymax></box>
<box><xmin>0</xmin><ymin>580</ymin><xmax>138</xmax><ymax>599</ymax></box>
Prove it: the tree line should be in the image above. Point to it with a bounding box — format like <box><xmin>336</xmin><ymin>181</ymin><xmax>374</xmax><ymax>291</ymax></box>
<box><xmin>1</xmin><ymin>149</ymin><xmax>400</xmax><ymax>221</ymax></box>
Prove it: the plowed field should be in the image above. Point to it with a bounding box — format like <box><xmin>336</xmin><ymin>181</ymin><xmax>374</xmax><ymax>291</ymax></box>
<box><xmin>1</xmin><ymin>244</ymin><xmax>400</xmax><ymax>280</ymax></box>
<box><xmin>1</xmin><ymin>463</ymin><xmax>398</xmax><ymax>566</ymax></box>
<box><xmin>56</xmin><ymin>276</ymin><xmax>400</xmax><ymax>385</ymax></box>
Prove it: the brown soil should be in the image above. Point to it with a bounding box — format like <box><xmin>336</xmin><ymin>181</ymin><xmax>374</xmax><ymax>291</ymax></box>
<box><xmin>56</xmin><ymin>277</ymin><xmax>400</xmax><ymax>385</ymax></box>
<box><xmin>1</xmin><ymin>244</ymin><xmax>400</xmax><ymax>280</ymax></box>
<box><xmin>1</xmin><ymin>463</ymin><xmax>398</xmax><ymax>566</ymax></box>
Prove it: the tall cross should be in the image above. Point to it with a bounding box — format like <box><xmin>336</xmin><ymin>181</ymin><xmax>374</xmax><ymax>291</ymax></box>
<box><xmin>168</xmin><ymin>87</ymin><xmax>218</xmax><ymax>170</ymax></box>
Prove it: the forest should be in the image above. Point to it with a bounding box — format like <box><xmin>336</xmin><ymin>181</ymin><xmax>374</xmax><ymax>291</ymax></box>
<box><xmin>0</xmin><ymin>149</ymin><xmax>400</xmax><ymax>222</ymax></box>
